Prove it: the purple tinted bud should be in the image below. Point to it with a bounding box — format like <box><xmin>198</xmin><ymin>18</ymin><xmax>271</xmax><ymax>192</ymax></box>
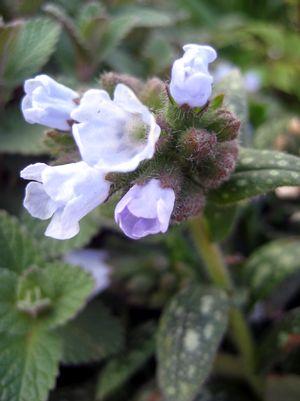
<box><xmin>115</xmin><ymin>179</ymin><xmax>175</xmax><ymax>240</ymax></box>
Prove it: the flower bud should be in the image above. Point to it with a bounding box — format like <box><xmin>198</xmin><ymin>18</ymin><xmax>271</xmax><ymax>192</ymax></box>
<box><xmin>180</xmin><ymin>128</ymin><xmax>217</xmax><ymax>161</ymax></box>
<box><xmin>172</xmin><ymin>185</ymin><xmax>205</xmax><ymax>222</ymax></box>
<box><xmin>100</xmin><ymin>72</ymin><xmax>143</xmax><ymax>97</ymax></box>
<box><xmin>200</xmin><ymin>140</ymin><xmax>239</xmax><ymax>189</ymax></box>
<box><xmin>140</xmin><ymin>78</ymin><xmax>167</xmax><ymax>111</ymax></box>
<box><xmin>204</xmin><ymin>108</ymin><xmax>241</xmax><ymax>141</ymax></box>
<box><xmin>169</xmin><ymin>44</ymin><xmax>217</xmax><ymax>108</ymax></box>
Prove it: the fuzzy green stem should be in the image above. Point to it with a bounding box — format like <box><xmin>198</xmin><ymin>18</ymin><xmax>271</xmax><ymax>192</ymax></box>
<box><xmin>190</xmin><ymin>216</ymin><xmax>263</xmax><ymax>398</ymax></box>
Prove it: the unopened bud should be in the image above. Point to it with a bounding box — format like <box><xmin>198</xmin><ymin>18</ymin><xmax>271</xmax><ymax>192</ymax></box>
<box><xmin>158</xmin><ymin>168</ymin><xmax>183</xmax><ymax>195</ymax></box>
<box><xmin>202</xmin><ymin>108</ymin><xmax>241</xmax><ymax>141</ymax></box>
<box><xmin>100</xmin><ymin>72</ymin><xmax>143</xmax><ymax>96</ymax></box>
<box><xmin>180</xmin><ymin>128</ymin><xmax>217</xmax><ymax>161</ymax></box>
<box><xmin>201</xmin><ymin>140</ymin><xmax>239</xmax><ymax>189</ymax></box>
<box><xmin>172</xmin><ymin>185</ymin><xmax>205</xmax><ymax>222</ymax></box>
<box><xmin>140</xmin><ymin>78</ymin><xmax>167</xmax><ymax>111</ymax></box>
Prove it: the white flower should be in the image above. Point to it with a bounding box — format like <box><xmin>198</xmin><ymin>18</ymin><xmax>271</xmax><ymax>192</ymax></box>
<box><xmin>169</xmin><ymin>44</ymin><xmax>217</xmax><ymax>108</ymax></box>
<box><xmin>64</xmin><ymin>249</ymin><xmax>111</xmax><ymax>297</ymax></box>
<box><xmin>114</xmin><ymin>179</ymin><xmax>175</xmax><ymax>240</ymax></box>
<box><xmin>21</xmin><ymin>75</ymin><xmax>78</xmax><ymax>131</ymax></box>
<box><xmin>20</xmin><ymin>161</ymin><xmax>110</xmax><ymax>240</ymax></box>
<box><xmin>71</xmin><ymin>84</ymin><xmax>161</xmax><ymax>173</ymax></box>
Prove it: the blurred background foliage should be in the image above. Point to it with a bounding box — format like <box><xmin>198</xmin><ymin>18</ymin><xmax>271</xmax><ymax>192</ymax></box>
<box><xmin>0</xmin><ymin>1</ymin><xmax>300</xmax><ymax>401</ymax></box>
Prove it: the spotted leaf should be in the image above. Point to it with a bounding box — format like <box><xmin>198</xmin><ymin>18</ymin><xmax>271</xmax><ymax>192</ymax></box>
<box><xmin>245</xmin><ymin>239</ymin><xmax>300</xmax><ymax>302</ymax></box>
<box><xmin>209</xmin><ymin>148</ymin><xmax>300</xmax><ymax>205</ymax></box>
<box><xmin>157</xmin><ymin>285</ymin><xmax>229</xmax><ymax>401</ymax></box>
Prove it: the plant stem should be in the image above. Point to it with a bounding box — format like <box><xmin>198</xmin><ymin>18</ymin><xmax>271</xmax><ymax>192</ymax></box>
<box><xmin>190</xmin><ymin>216</ymin><xmax>263</xmax><ymax>398</ymax></box>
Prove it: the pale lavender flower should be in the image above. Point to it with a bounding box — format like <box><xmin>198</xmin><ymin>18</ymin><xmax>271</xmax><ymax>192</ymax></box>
<box><xmin>64</xmin><ymin>249</ymin><xmax>111</xmax><ymax>297</ymax></box>
<box><xmin>20</xmin><ymin>161</ymin><xmax>110</xmax><ymax>240</ymax></box>
<box><xmin>169</xmin><ymin>44</ymin><xmax>217</xmax><ymax>108</ymax></box>
<box><xmin>21</xmin><ymin>75</ymin><xmax>78</xmax><ymax>131</ymax></box>
<box><xmin>71</xmin><ymin>84</ymin><xmax>161</xmax><ymax>173</ymax></box>
<box><xmin>214</xmin><ymin>62</ymin><xmax>262</xmax><ymax>93</ymax></box>
<box><xmin>115</xmin><ymin>179</ymin><xmax>175</xmax><ymax>240</ymax></box>
<box><xmin>244</xmin><ymin>70</ymin><xmax>261</xmax><ymax>93</ymax></box>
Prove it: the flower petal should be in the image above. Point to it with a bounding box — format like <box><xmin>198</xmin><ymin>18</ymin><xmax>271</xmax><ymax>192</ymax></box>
<box><xmin>23</xmin><ymin>181</ymin><xmax>58</xmax><ymax>219</ymax></box>
<box><xmin>42</xmin><ymin>163</ymin><xmax>110</xmax><ymax>239</ymax></box>
<box><xmin>22</xmin><ymin>75</ymin><xmax>78</xmax><ymax>131</ymax></box>
<box><xmin>20</xmin><ymin>163</ymin><xmax>48</xmax><ymax>182</ymax></box>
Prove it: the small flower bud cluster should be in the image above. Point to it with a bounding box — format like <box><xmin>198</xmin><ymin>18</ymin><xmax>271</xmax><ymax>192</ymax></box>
<box><xmin>20</xmin><ymin>43</ymin><xmax>240</xmax><ymax>241</ymax></box>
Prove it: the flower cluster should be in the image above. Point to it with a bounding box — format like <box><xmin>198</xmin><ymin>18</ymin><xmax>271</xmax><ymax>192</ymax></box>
<box><xmin>20</xmin><ymin>44</ymin><xmax>240</xmax><ymax>240</ymax></box>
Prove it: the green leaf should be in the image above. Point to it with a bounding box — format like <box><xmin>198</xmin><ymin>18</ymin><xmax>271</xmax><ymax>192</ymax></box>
<box><xmin>0</xmin><ymin>108</ymin><xmax>47</xmax><ymax>155</ymax></box>
<box><xmin>0</xmin><ymin>268</ymin><xmax>26</xmax><ymax>335</ymax></box>
<box><xmin>0</xmin><ymin>210</ymin><xmax>41</xmax><ymax>273</ymax></box>
<box><xmin>59</xmin><ymin>300</ymin><xmax>124</xmax><ymax>365</ymax></box>
<box><xmin>245</xmin><ymin>239</ymin><xmax>300</xmax><ymax>302</ymax></box>
<box><xmin>21</xmin><ymin>210</ymin><xmax>102</xmax><ymax>259</ymax></box>
<box><xmin>260</xmin><ymin>308</ymin><xmax>300</xmax><ymax>370</ymax></box>
<box><xmin>0</xmin><ymin>262</ymin><xmax>93</xmax><ymax>334</ymax></box>
<box><xmin>2</xmin><ymin>17</ymin><xmax>61</xmax><ymax>88</ymax></box>
<box><xmin>253</xmin><ymin>116</ymin><xmax>292</xmax><ymax>151</ymax></box>
<box><xmin>213</xmin><ymin>70</ymin><xmax>250</xmax><ymax>145</ymax></box>
<box><xmin>157</xmin><ymin>285</ymin><xmax>229</xmax><ymax>401</ymax></box>
<box><xmin>205</xmin><ymin>203</ymin><xmax>239</xmax><ymax>242</ymax></box>
<box><xmin>114</xmin><ymin>6</ymin><xmax>176</xmax><ymax>28</ymax></box>
<box><xmin>96</xmin><ymin>325</ymin><xmax>155</xmax><ymax>400</ymax></box>
<box><xmin>97</xmin><ymin>15</ymin><xmax>138</xmax><ymax>61</ymax></box>
<box><xmin>0</xmin><ymin>328</ymin><xmax>61</xmax><ymax>401</ymax></box>
<box><xmin>31</xmin><ymin>262</ymin><xmax>94</xmax><ymax>329</ymax></box>
<box><xmin>209</xmin><ymin>148</ymin><xmax>300</xmax><ymax>205</ymax></box>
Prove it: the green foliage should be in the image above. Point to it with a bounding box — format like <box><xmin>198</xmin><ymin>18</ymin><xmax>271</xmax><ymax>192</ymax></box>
<box><xmin>0</xmin><ymin>17</ymin><xmax>61</xmax><ymax>99</ymax></box>
<box><xmin>260</xmin><ymin>308</ymin><xmax>300</xmax><ymax>371</ymax></box>
<box><xmin>1</xmin><ymin>1</ymin><xmax>300</xmax><ymax>400</ymax></box>
<box><xmin>0</xmin><ymin>328</ymin><xmax>62</xmax><ymax>401</ymax></box>
<box><xmin>210</xmin><ymin>147</ymin><xmax>300</xmax><ymax>205</ymax></box>
<box><xmin>0</xmin><ymin>211</ymin><xmax>41</xmax><ymax>273</ymax></box>
<box><xmin>21</xmin><ymin>262</ymin><xmax>94</xmax><ymax>329</ymax></box>
<box><xmin>0</xmin><ymin>211</ymin><xmax>96</xmax><ymax>400</ymax></box>
<box><xmin>0</xmin><ymin>108</ymin><xmax>47</xmax><ymax>155</ymax></box>
<box><xmin>21</xmin><ymin>211</ymin><xmax>102</xmax><ymax>259</ymax></box>
<box><xmin>157</xmin><ymin>285</ymin><xmax>229</xmax><ymax>401</ymax></box>
<box><xmin>96</xmin><ymin>325</ymin><xmax>156</xmax><ymax>400</ymax></box>
<box><xmin>60</xmin><ymin>300</ymin><xmax>124</xmax><ymax>364</ymax></box>
<box><xmin>205</xmin><ymin>203</ymin><xmax>239</xmax><ymax>242</ymax></box>
<box><xmin>245</xmin><ymin>239</ymin><xmax>300</xmax><ymax>302</ymax></box>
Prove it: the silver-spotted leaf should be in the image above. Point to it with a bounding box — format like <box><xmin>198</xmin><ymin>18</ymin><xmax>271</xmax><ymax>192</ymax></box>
<box><xmin>209</xmin><ymin>148</ymin><xmax>300</xmax><ymax>205</ymax></box>
<box><xmin>0</xmin><ymin>329</ymin><xmax>61</xmax><ymax>401</ymax></box>
<box><xmin>245</xmin><ymin>239</ymin><xmax>300</xmax><ymax>301</ymax></box>
<box><xmin>0</xmin><ymin>210</ymin><xmax>42</xmax><ymax>273</ymax></box>
<box><xmin>59</xmin><ymin>300</ymin><xmax>124</xmax><ymax>365</ymax></box>
<box><xmin>157</xmin><ymin>285</ymin><xmax>229</xmax><ymax>401</ymax></box>
<box><xmin>254</xmin><ymin>116</ymin><xmax>293</xmax><ymax>151</ymax></box>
